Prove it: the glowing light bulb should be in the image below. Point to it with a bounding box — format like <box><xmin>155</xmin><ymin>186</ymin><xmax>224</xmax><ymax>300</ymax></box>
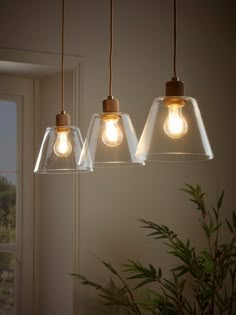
<box><xmin>53</xmin><ymin>128</ymin><xmax>72</xmax><ymax>157</ymax></box>
<box><xmin>102</xmin><ymin>115</ymin><xmax>123</xmax><ymax>147</ymax></box>
<box><xmin>164</xmin><ymin>101</ymin><xmax>188</xmax><ymax>139</ymax></box>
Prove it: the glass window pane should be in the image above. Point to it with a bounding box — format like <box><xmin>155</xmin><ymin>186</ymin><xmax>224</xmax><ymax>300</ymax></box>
<box><xmin>0</xmin><ymin>101</ymin><xmax>16</xmax><ymax>172</ymax></box>
<box><xmin>0</xmin><ymin>252</ymin><xmax>15</xmax><ymax>315</ymax></box>
<box><xmin>0</xmin><ymin>175</ymin><xmax>16</xmax><ymax>243</ymax></box>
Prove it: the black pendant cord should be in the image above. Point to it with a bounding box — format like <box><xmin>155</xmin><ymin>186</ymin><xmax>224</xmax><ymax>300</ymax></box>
<box><xmin>56</xmin><ymin>0</ymin><xmax>70</xmax><ymax>127</ymax></box>
<box><xmin>61</xmin><ymin>0</ymin><xmax>65</xmax><ymax>112</ymax></box>
<box><xmin>166</xmin><ymin>0</ymin><xmax>184</xmax><ymax>97</ymax></box>
<box><xmin>109</xmin><ymin>0</ymin><xmax>113</xmax><ymax>97</ymax></box>
<box><xmin>173</xmin><ymin>0</ymin><xmax>177</xmax><ymax>78</ymax></box>
<box><xmin>102</xmin><ymin>0</ymin><xmax>119</xmax><ymax>113</ymax></box>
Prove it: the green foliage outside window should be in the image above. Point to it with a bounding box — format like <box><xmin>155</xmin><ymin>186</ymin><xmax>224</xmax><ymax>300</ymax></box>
<box><xmin>0</xmin><ymin>176</ymin><xmax>16</xmax><ymax>315</ymax></box>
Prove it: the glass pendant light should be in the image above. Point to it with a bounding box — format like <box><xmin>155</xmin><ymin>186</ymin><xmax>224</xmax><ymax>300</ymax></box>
<box><xmin>79</xmin><ymin>0</ymin><xmax>144</xmax><ymax>168</ymax></box>
<box><xmin>136</xmin><ymin>0</ymin><xmax>213</xmax><ymax>162</ymax></box>
<box><xmin>34</xmin><ymin>0</ymin><xmax>92</xmax><ymax>174</ymax></box>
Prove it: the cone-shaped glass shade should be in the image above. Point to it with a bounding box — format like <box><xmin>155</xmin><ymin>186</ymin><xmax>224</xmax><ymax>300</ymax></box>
<box><xmin>136</xmin><ymin>96</ymin><xmax>213</xmax><ymax>162</ymax></box>
<box><xmin>79</xmin><ymin>112</ymin><xmax>145</xmax><ymax>168</ymax></box>
<box><xmin>34</xmin><ymin>126</ymin><xmax>92</xmax><ymax>173</ymax></box>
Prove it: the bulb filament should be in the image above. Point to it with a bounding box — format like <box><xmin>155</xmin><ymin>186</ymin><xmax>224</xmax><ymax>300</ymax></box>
<box><xmin>53</xmin><ymin>128</ymin><xmax>72</xmax><ymax>157</ymax></box>
<box><xmin>164</xmin><ymin>100</ymin><xmax>188</xmax><ymax>139</ymax></box>
<box><xmin>102</xmin><ymin>114</ymin><xmax>123</xmax><ymax>147</ymax></box>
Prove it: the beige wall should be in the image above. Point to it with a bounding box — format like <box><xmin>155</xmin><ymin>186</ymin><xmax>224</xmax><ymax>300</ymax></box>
<box><xmin>0</xmin><ymin>0</ymin><xmax>235</xmax><ymax>314</ymax></box>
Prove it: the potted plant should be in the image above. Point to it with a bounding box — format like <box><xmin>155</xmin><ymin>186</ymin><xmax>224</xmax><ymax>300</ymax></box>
<box><xmin>72</xmin><ymin>184</ymin><xmax>236</xmax><ymax>314</ymax></box>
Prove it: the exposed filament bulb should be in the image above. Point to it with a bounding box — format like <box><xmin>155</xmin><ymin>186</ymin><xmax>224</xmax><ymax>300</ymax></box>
<box><xmin>164</xmin><ymin>99</ymin><xmax>188</xmax><ymax>139</ymax></box>
<box><xmin>53</xmin><ymin>128</ymin><xmax>72</xmax><ymax>157</ymax></box>
<box><xmin>102</xmin><ymin>114</ymin><xmax>123</xmax><ymax>147</ymax></box>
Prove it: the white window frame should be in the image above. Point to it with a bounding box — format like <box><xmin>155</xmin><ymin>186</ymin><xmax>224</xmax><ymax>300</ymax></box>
<box><xmin>0</xmin><ymin>88</ymin><xmax>33</xmax><ymax>315</ymax></box>
<box><xmin>0</xmin><ymin>95</ymin><xmax>23</xmax><ymax>313</ymax></box>
<box><xmin>0</xmin><ymin>47</ymin><xmax>83</xmax><ymax>315</ymax></box>
<box><xmin>0</xmin><ymin>76</ymin><xmax>35</xmax><ymax>315</ymax></box>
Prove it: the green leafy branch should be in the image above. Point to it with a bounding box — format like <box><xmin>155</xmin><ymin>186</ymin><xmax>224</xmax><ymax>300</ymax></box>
<box><xmin>71</xmin><ymin>259</ymin><xmax>142</xmax><ymax>315</ymax></box>
<box><xmin>72</xmin><ymin>184</ymin><xmax>236</xmax><ymax>314</ymax></box>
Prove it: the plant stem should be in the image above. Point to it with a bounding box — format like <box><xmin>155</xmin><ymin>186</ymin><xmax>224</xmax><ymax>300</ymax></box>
<box><xmin>116</xmin><ymin>273</ymin><xmax>142</xmax><ymax>315</ymax></box>
<box><xmin>229</xmin><ymin>268</ymin><xmax>235</xmax><ymax>315</ymax></box>
<box><xmin>211</xmin><ymin>201</ymin><xmax>220</xmax><ymax>314</ymax></box>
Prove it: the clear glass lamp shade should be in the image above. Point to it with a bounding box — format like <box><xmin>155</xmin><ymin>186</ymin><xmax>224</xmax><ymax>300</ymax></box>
<box><xmin>79</xmin><ymin>112</ymin><xmax>145</xmax><ymax>168</ymax></box>
<box><xmin>136</xmin><ymin>96</ymin><xmax>213</xmax><ymax>162</ymax></box>
<box><xmin>34</xmin><ymin>126</ymin><xmax>93</xmax><ymax>174</ymax></box>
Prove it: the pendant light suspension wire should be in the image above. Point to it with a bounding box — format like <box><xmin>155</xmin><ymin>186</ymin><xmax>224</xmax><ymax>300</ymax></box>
<box><xmin>173</xmin><ymin>0</ymin><xmax>177</xmax><ymax>77</ymax></box>
<box><xmin>135</xmin><ymin>0</ymin><xmax>214</xmax><ymax>163</ymax></box>
<box><xmin>34</xmin><ymin>0</ymin><xmax>94</xmax><ymax>174</ymax></box>
<box><xmin>61</xmin><ymin>0</ymin><xmax>65</xmax><ymax>112</ymax></box>
<box><xmin>109</xmin><ymin>0</ymin><xmax>113</xmax><ymax>97</ymax></box>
